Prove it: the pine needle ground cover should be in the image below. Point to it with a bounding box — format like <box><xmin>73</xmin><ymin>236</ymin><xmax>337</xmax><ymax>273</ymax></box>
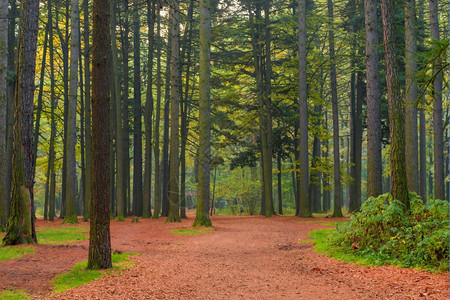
<box><xmin>310</xmin><ymin>193</ymin><xmax>449</xmax><ymax>272</ymax></box>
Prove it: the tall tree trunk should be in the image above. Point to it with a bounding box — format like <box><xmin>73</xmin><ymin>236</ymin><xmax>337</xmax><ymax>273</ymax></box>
<box><xmin>87</xmin><ymin>0</ymin><xmax>112</xmax><ymax>269</ymax></box>
<box><xmin>264</xmin><ymin>0</ymin><xmax>273</xmax><ymax>216</ymax></box>
<box><xmin>32</xmin><ymin>23</ymin><xmax>49</xmax><ymax>179</ymax></box>
<box><xmin>297</xmin><ymin>0</ymin><xmax>310</xmax><ymax>217</ymax></box>
<box><xmin>3</xmin><ymin>0</ymin><xmax>39</xmax><ymax>245</ymax></box>
<box><xmin>328</xmin><ymin>0</ymin><xmax>343</xmax><ymax>218</ymax></box>
<box><xmin>404</xmin><ymin>0</ymin><xmax>419</xmax><ymax>193</ymax></box>
<box><xmin>161</xmin><ymin>17</ymin><xmax>172</xmax><ymax>218</ymax></box>
<box><xmin>65</xmin><ymin>0</ymin><xmax>81</xmax><ymax>223</ymax></box>
<box><xmin>152</xmin><ymin>5</ymin><xmax>162</xmax><ymax>219</ymax></box>
<box><xmin>166</xmin><ymin>0</ymin><xmax>181</xmax><ymax>223</ymax></box>
<box><xmin>418</xmin><ymin>0</ymin><xmax>426</xmax><ymax>201</ymax></box>
<box><xmin>381</xmin><ymin>0</ymin><xmax>410</xmax><ymax>210</ymax></box>
<box><xmin>179</xmin><ymin>0</ymin><xmax>195</xmax><ymax>220</ymax></box>
<box><xmin>5</xmin><ymin>0</ymin><xmax>18</xmax><ymax>225</ymax></box>
<box><xmin>121</xmin><ymin>0</ymin><xmax>131</xmax><ymax>216</ymax></box>
<box><xmin>143</xmin><ymin>0</ymin><xmax>155</xmax><ymax>219</ymax></box>
<box><xmin>48</xmin><ymin>0</ymin><xmax>57</xmax><ymax>222</ymax></box>
<box><xmin>58</xmin><ymin>1</ymin><xmax>70</xmax><ymax>219</ymax></box>
<box><xmin>364</xmin><ymin>0</ymin><xmax>383</xmax><ymax>198</ymax></box>
<box><xmin>111</xmin><ymin>0</ymin><xmax>126</xmax><ymax>219</ymax></box>
<box><xmin>428</xmin><ymin>0</ymin><xmax>444</xmax><ymax>200</ymax></box>
<box><xmin>193</xmin><ymin>0</ymin><xmax>212</xmax><ymax>227</ymax></box>
<box><xmin>132</xmin><ymin>0</ymin><xmax>143</xmax><ymax>216</ymax></box>
<box><xmin>83</xmin><ymin>0</ymin><xmax>92</xmax><ymax>221</ymax></box>
<box><xmin>0</xmin><ymin>0</ymin><xmax>8</xmax><ymax>227</ymax></box>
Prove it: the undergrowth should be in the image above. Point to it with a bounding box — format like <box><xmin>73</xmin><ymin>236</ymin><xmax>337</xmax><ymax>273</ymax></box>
<box><xmin>51</xmin><ymin>252</ymin><xmax>138</xmax><ymax>294</ymax></box>
<box><xmin>0</xmin><ymin>288</ymin><xmax>31</xmax><ymax>300</ymax></box>
<box><xmin>171</xmin><ymin>227</ymin><xmax>214</xmax><ymax>236</ymax></box>
<box><xmin>37</xmin><ymin>227</ymin><xmax>88</xmax><ymax>245</ymax></box>
<box><xmin>319</xmin><ymin>193</ymin><xmax>449</xmax><ymax>272</ymax></box>
<box><xmin>0</xmin><ymin>246</ymin><xmax>35</xmax><ymax>262</ymax></box>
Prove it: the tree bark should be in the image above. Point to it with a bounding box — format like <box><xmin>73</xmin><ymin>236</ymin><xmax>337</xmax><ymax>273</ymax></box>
<box><xmin>83</xmin><ymin>0</ymin><xmax>92</xmax><ymax>220</ymax></box>
<box><xmin>143</xmin><ymin>0</ymin><xmax>155</xmax><ymax>219</ymax></box>
<box><xmin>194</xmin><ymin>0</ymin><xmax>212</xmax><ymax>227</ymax></box>
<box><xmin>166</xmin><ymin>0</ymin><xmax>181</xmax><ymax>223</ymax></box>
<box><xmin>152</xmin><ymin>5</ymin><xmax>162</xmax><ymax>219</ymax></box>
<box><xmin>111</xmin><ymin>0</ymin><xmax>126</xmax><ymax>219</ymax></box>
<box><xmin>404</xmin><ymin>0</ymin><xmax>419</xmax><ymax>193</ymax></box>
<box><xmin>364</xmin><ymin>0</ymin><xmax>383</xmax><ymax>198</ymax></box>
<box><xmin>297</xmin><ymin>0</ymin><xmax>310</xmax><ymax>217</ymax></box>
<box><xmin>381</xmin><ymin>0</ymin><xmax>410</xmax><ymax>210</ymax></box>
<box><xmin>48</xmin><ymin>0</ymin><xmax>57</xmax><ymax>222</ymax></box>
<box><xmin>0</xmin><ymin>0</ymin><xmax>8</xmax><ymax>227</ymax></box>
<box><xmin>87</xmin><ymin>0</ymin><xmax>112</xmax><ymax>269</ymax></box>
<box><xmin>3</xmin><ymin>0</ymin><xmax>39</xmax><ymax>245</ymax></box>
<box><xmin>65</xmin><ymin>0</ymin><xmax>81</xmax><ymax>223</ymax></box>
<box><xmin>132</xmin><ymin>0</ymin><xmax>143</xmax><ymax>216</ymax></box>
<box><xmin>428</xmin><ymin>0</ymin><xmax>444</xmax><ymax>200</ymax></box>
<box><xmin>328</xmin><ymin>0</ymin><xmax>343</xmax><ymax>218</ymax></box>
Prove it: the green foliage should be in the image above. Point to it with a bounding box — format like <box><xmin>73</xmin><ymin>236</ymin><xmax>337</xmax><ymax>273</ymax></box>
<box><xmin>116</xmin><ymin>215</ymin><xmax>125</xmax><ymax>222</ymax></box>
<box><xmin>0</xmin><ymin>288</ymin><xmax>31</xmax><ymax>300</ymax></box>
<box><xmin>37</xmin><ymin>227</ymin><xmax>88</xmax><ymax>245</ymax></box>
<box><xmin>131</xmin><ymin>217</ymin><xmax>139</xmax><ymax>223</ymax></box>
<box><xmin>0</xmin><ymin>246</ymin><xmax>35</xmax><ymax>261</ymax></box>
<box><xmin>51</xmin><ymin>252</ymin><xmax>138</xmax><ymax>294</ymax></box>
<box><xmin>332</xmin><ymin>193</ymin><xmax>449</xmax><ymax>272</ymax></box>
<box><xmin>171</xmin><ymin>227</ymin><xmax>214</xmax><ymax>236</ymax></box>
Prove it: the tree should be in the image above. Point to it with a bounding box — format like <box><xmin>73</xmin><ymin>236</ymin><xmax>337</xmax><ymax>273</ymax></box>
<box><xmin>194</xmin><ymin>0</ymin><xmax>212</xmax><ymax>227</ymax></box>
<box><xmin>87</xmin><ymin>0</ymin><xmax>112</xmax><ymax>269</ymax></box>
<box><xmin>364</xmin><ymin>0</ymin><xmax>382</xmax><ymax>198</ymax></box>
<box><xmin>65</xmin><ymin>0</ymin><xmax>81</xmax><ymax>223</ymax></box>
<box><xmin>328</xmin><ymin>0</ymin><xmax>343</xmax><ymax>218</ymax></box>
<box><xmin>111</xmin><ymin>0</ymin><xmax>126</xmax><ymax>219</ymax></box>
<box><xmin>428</xmin><ymin>0</ymin><xmax>445</xmax><ymax>200</ymax></box>
<box><xmin>166</xmin><ymin>0</ymin><xmax>181</xmax><ymax>223</ymax></box>
<box><xmin>143</xmin><ymin>0</ymin><xmax>155</xmax><ymax>219</ymax></box>
<box><xmin>132</xmin><ymin>0</ymin><xmax>143</xmax><ymax>216</ymax></box>
<box><xmin>83</xmin><ymin>0</ymin><xmax>92</xmax><ymax>221</ymax></box>
<box><xmin>3</xmin><ymin>0</ymin><xmax>39</xmax><ymax>245</ymax></box>
<box><xmin>404</xmin><ymin>0</ymin><xmax>419</xmax><ymax>193</ymax></box>
<box><xmin>381</xmin><ymin>0</ymin><xmax>409</xmax><ymax>209</ymax></box>
<box><xmin>0</xmin><ymin>0</ymin><xmax>8</xmax><ymax>227</ymax></box>
<box><xmin>152</xmin><ymin>5</ymin><xmax>162</xmax><ymax>219</ymax></box>
<box><xmin>297</xmin><ymin>0</ymin><xmax>311</xmax><ymax>217</ymax></box>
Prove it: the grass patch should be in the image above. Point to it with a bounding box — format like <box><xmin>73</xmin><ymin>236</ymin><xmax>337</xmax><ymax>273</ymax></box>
<box><xmin>171</xmin><ymin>227</ymin><xmax>214</xmax><ymax>236</ymax></box>
<box><xmin>0</xmin><ymin>246</ymin><xmax>35</xmax><ymax>262</ymax></box>
<box><xmin>52</xmin><ymin>252</ymin><xmax>138</xmax><ymax>294</ymax></box>
<box><xmin>37</xmin><ymin>227</ymin><xmax>88</xmax><ymax>245</ymax></box>
<box><xmin>0</xmin><ymin>289</ymin><xmax>31</xmax><ymax>300</ymax></box>
<box><xmin>308</xmin><ymin>228</ymin><xmax>381</xmax><ymax>267</ymax></box>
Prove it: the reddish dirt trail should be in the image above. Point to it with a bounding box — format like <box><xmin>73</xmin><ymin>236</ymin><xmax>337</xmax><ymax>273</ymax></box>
<box><xmin>1</xmin><ymin>213</ymin><xmax>448</xmax><ymax>299</ymax></box>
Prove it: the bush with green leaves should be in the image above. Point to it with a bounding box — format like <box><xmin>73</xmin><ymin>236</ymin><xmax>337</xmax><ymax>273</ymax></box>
<box><xmin>333</xmin><ymin>193</ymin><xmax>449</xmax><ymax>272</ymax></box>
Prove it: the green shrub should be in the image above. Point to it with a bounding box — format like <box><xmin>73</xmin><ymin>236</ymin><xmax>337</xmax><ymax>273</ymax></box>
<box><xmin>333</xmin><ymin>193</ymin><xmax>449</xmax><ymax>272</ymax></box>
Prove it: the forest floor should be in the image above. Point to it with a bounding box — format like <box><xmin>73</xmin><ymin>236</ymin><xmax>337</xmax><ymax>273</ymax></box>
<box><xmin>0</xmin><ymin>211</ymin><xmax>448</xmax><ymax>299</ymax></box>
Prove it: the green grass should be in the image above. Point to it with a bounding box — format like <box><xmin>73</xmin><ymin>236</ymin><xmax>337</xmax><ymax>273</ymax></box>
<box><xmin>0</xmin><ymin>246</ymin><xmax>35</xmax><ymax>262</ymax></box>
<box><xmin>51</xmin><ymin>252</ymin><xmax>138</xmax><ymax>294</ymax></box>
<box><xmin>37</xmin><ymin>227</ymin><xmax>88</xmax><ymax>245</ymax></box>
<box><xmin>171</xmin><ymin>227</ymin><xmax>214</xmax><ymax>236</ymax></box>
<box><xmin>0</xmin><ymin>289</ymin><xmax>31</xmax><ymax>300</ymax></box>
<box><xmin>308</xmin><ymin>228</ymin><xmax>395</xmax><ymax>267</ymax></box>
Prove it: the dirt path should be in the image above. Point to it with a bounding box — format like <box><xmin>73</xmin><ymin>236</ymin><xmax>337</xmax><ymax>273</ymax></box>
<box><xmin>1</xmin><ymin>213</ymin><xmax>448</xmax><ymax>299</ymax></box>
